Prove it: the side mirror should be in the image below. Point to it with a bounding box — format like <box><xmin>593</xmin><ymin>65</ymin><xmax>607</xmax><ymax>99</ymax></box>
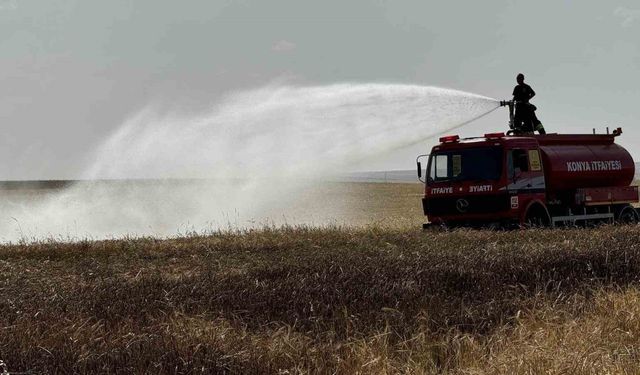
<box><xmin>416</xmin><ymin>154</ymin><xmax>429</xmax><ymax>183</ymax></box>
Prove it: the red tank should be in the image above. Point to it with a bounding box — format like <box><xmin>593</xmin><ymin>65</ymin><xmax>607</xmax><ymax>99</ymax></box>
<box><xmin>537</xmin><ymin>133</ymin><xmax>635</xmax><ymax>190</ymax></box>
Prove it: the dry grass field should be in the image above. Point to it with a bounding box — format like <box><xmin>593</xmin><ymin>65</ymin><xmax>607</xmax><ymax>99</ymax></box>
<box><xmin>2</xmin><ymin>182</ymin><xmax>640</xmax><ymax>374</ymax></box>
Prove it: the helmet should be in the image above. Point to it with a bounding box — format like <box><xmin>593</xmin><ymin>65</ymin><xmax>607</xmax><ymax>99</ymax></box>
<box><xmin>516</xmin><ymin>73</ymin><xmax>525</xmax><ymax>82</ymax></box>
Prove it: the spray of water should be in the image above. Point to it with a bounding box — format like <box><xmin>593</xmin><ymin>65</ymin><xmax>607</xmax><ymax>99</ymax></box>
<box><xmin>0</xmin><ymin>83</ymin><xmax>499</xmax><ymax>242</ymax></box>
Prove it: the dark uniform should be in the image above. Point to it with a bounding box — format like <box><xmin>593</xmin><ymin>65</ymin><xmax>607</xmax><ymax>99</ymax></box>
<box><xmin>512</xmin><ymin>83</ymin><xmax>545</xmax><ymax>134</ymax></box>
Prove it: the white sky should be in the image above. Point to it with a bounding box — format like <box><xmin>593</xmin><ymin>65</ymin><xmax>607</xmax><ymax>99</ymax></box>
<box><xmin>1</xmin><ymin>0</ymin><xmax>639</xmax><ymax>179</ymax></box>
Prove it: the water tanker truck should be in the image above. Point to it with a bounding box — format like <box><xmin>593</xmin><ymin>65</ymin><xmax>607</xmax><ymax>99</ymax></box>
<box><xmin>416</xmin><ymin>103</ymin><xmax>639</xmax><ymax>228</ymax></box>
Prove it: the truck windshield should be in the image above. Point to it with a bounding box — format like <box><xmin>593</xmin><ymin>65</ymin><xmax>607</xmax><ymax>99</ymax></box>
<box><xmin>428</xmin><ymin>147</ymin><xmax>503</xmax><ymax>183</ymax></box>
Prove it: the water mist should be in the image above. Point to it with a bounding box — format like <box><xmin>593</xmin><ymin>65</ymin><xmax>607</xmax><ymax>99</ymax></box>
<box><xmin>0</xmin><ymin>83</ymin><xmax>499</xmax><ymax>242</ymax></box>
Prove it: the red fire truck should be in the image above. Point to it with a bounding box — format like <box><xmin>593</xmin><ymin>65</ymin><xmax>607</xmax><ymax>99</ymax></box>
<box><xmin>417</xmin><ymin>117</ymin><xmax>638</xmax><ymax>228</ymax></box>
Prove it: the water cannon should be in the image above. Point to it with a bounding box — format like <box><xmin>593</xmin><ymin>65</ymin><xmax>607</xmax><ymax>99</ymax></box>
<box><xmin>612</xmin><ymin>127</ymin><xmax>623</xmax><ymax>136</ymax></box>
<box><xmin>500</xmin><ymin>100</ymin><xmax>515</xmax><ymax>130</ymax></box>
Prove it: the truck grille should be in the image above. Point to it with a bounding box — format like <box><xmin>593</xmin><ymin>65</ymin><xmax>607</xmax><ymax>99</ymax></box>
<box><xmin>424</xmin><ymin>194</ymin><xmax>511</xmax><ymax>216</ymax></box>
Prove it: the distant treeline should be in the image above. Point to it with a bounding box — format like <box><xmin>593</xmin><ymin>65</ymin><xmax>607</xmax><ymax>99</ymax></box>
<box><xmin>0</xmin><ymin>180</ymin><xmax>75</xmax><ymax>191</ymax></box>
<box><xmin>0</xmin><ymin>179</ymin><xmax>203</xmax><ymax>191</ymax></box>
<box><xmin>0</xmin><ymin>171</ymin><xmax>421</xmax><ymax>191</ymax></box>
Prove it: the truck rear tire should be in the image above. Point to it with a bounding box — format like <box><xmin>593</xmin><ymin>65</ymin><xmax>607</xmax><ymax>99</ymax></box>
<box><xmin>616</xmin><ymin>204</ymin><xmax>639</xmax><ymax>224</ymax></box>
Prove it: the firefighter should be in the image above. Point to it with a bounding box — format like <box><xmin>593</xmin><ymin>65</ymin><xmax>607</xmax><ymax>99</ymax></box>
<box><xmin>512</xmin><ymin>73</ymin><xmax>546</xmax><ymax>134</ymax></box>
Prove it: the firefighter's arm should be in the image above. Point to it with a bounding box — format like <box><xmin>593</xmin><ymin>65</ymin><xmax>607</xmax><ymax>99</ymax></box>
<box><xmin>529</xmin><ymin>87</ymin><xmax>536</xmax><ymax>100</ymax></box>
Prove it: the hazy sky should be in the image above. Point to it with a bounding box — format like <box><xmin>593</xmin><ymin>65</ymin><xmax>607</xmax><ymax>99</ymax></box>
<box><xmin>1</xmin><ymin>0</ymin><xmax>639</xmax><ymax>179</ymax></box>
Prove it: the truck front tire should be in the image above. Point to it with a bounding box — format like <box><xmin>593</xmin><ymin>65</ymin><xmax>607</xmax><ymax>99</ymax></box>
<box><xmin>524</xmin><ymin>203</ymin><xmax>551</xmax><ymax>228</ymax></box>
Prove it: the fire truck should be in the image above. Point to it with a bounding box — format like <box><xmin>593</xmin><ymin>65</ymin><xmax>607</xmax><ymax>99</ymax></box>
<box><xmin>416</xmin><ymin>103</ymin><xmax>639</xmax><ymax>228</ymax></box>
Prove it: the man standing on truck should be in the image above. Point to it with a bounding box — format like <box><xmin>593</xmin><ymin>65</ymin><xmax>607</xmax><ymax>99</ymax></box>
<box><xmin>512</xmin><ymin>73</ymin><xmax>546</xmax><ymax>134</ymax></box>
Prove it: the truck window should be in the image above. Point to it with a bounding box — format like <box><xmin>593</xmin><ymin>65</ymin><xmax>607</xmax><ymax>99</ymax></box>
<box><xmin>510</xmin><ymin>149</ymin><xmax>529</xmax><ymax>173</ymax></box>
<box><xmin>428</xmin><ymin>147</ymin><xmax>503</xmax><ymax>182</ymax></box>
<box><xmin>435</xmin><ymin>155</ymin><xmax>448</xmax><ymax>178</ymax></box>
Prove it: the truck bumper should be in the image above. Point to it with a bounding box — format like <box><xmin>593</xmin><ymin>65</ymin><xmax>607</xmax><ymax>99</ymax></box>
<box><xmin>422</xmin><ymin>194</ymin><xmax>519</xmax><ymax>227</ymax></box>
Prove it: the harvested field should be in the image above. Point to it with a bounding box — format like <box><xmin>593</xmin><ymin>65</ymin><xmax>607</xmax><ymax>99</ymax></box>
<box><xmin>1</xmin><ymin>182</ymin><xmax>640</xmax><ymax>374</ymax></box>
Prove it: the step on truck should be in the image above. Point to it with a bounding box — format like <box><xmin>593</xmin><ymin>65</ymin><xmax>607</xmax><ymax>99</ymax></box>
<box><xmin>416</xmin><ymin>114</ymin><xmax>639</xmax><ymax>228</ymax></box>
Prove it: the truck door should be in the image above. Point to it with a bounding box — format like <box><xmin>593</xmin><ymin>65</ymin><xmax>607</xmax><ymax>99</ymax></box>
<box><xmin>507</xmin><ymin>148</ymin><xmax>546</xmax><ymax>210</ymax></box>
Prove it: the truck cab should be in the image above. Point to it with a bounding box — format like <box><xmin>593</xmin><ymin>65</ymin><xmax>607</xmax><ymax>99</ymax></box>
<box><xmin>418</xmin><ymin>130</ymin><xmax>638</xmax><ymax>228</ymax></box>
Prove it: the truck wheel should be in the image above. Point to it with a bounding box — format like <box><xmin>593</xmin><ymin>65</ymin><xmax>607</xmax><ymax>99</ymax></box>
<box><xmin>524</xmin><ymin>203</ymin><xmax>551</xmax><ymax>228</ymax></box>
<box><xmin>616</xmin><ymin>205</ymin><xmax>639</xmax><ymax>224</ymax></box>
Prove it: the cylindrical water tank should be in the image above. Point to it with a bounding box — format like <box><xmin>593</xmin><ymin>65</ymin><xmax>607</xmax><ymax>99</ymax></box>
<box><xmin>539</xmin><ymin>138</ymin><xmax>635</xmax><ymax>190</ymax></box>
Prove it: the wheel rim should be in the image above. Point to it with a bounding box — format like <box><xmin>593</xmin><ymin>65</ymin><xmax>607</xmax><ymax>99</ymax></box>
<box><xmin>618</xmin><ymin>207</ymin><xmax>638</xmax><ymax>224</ymax></box>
